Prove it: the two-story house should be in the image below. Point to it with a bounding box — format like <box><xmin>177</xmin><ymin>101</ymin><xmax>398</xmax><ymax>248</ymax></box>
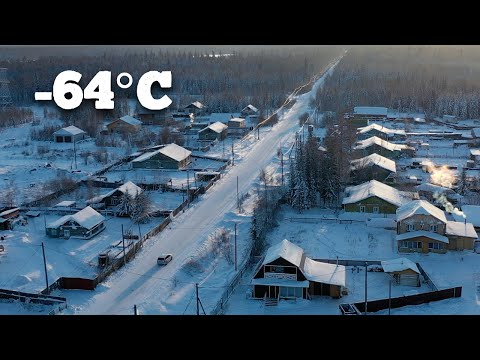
<box><xmin>396</xmin><ymin>200</ymin><xmax>477</xmax><ymax>254</ymax></box>
<box><xmin>251</xmin><ymin>239</ymin><xmax>346</xmax><ymax>300</ymax></box>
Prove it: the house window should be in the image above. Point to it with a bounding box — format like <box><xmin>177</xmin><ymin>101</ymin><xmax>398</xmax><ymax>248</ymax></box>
<box><xmin>428</xmin><ymin>242</ymin><xmax>433</xmax><ymax>249</ymax></box>
<box><xmin>373</xmin><ymin>206</ymin><xmax>379</xmax><ymax>213</ymax></box>
<box><xmin>51</xmin><ymin>229</ymin><xmax>57</xmax><ymax>236</ymax></box>
<box><xmin>359</xmin><ymin>206</ymin><xmax>366</xmax><ymax>213</ymax></box>
<box><xmin>407</xmin><ymin>224</ymin><xmax>415</xmax><ymax>232</ymax></box>
<box><xmin>430</xmin><ymin>225</ymin><xmax>438</xmax><ymax>232</ymax></box>
<box><xmin>400</xmin><ymin>241</ymin><xmax>408</xmax><ymax>248</ymax></box>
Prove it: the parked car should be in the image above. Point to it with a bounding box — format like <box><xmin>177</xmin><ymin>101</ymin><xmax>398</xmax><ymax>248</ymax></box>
<box><xmin>157</xmin><ymin>254</ymin><xmax>173</xmax><ymax>265</ymax></box>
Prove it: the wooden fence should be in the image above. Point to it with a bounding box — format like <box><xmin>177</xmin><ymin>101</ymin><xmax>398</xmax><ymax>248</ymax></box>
<box><xmin>0</xmin><ymin>288</ymin><xmax>66</xmax><ymax>306</ymax></box>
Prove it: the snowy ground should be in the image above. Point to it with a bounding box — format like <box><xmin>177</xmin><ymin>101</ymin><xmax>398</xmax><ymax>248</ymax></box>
<box><xmin>0</xmin><ymin>212</ymin><xmax>162</xmax><ymax>294</ymax></box>
<box><xmin>0</xmin><ymin>299</ymin><xmax>55</xmax><ymax>315</ymax></box>
<box><xmin>224</xmin><ymin>206</ymin><xmax>480</xmax><ymax>315</ymax></box>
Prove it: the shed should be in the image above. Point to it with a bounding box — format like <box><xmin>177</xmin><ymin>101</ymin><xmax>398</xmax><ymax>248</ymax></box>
<box><xmin>53</xmin><ymin>126</ymin><xmax>87</xmax><ymax>143</ymax></box>
<box><xmin>106</xmin><ymin>115</ymin><xmax>142</xmax><ymax>133</ymax></box>
<box><xmin>132</xmin><ymin>143</ymin><xmax>191</xmax><ymax>169</ymax></box>
<box><xmin>381</xmin><ymin>258</ymin><xmax>420</xmax><ymax>287</ymax></box>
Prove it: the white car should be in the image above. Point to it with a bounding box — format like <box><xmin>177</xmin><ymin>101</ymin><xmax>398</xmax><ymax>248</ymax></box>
<box><xmin>157</xmin><ymin>254</ymin><xmax>173</xmax><ymax>265</ymax></box>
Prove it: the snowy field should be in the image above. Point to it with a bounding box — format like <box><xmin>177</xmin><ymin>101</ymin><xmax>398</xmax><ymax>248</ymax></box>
<box><xmin>0</xmin><ymin>299</ymin><xmax>56</xmax><ymax>315</ymax></box>
<box><xmin>224</xmin><ymin>207</ymin><xmax>480</xmax><ymax>315</ymax></box>
<box><xmin>0</xmin><ymin>213</ymin><xmax>163</xmax><ymax>294</ymax></box>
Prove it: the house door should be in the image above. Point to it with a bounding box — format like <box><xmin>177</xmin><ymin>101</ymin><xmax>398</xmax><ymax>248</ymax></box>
<box><xmin>268</xmin><ymin>286</ymin><xmax>278</xmax><ymax>298</ymax></box>
<box><xmin>63</xmin><ymin>230</ymin><xmax>70</xmax><ymax>238</ymax></box>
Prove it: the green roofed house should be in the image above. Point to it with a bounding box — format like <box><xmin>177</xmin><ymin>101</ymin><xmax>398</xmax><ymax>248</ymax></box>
<box><xmin>198</xmin><ymin>122</ymin><xmax>228</xmax><ymax>141</ymax></box>
<box><xmin>46</xmin><ymin>206</ymin><xmax>105</xmax><ymax>239</ymax></box>
<box><xmin>343</xmin><ymin>180</ymin><xmax>418</xmax><ymax>214</ymax></box>
<box><xmin>131</xmin><ymin>143</ymin><xmax>191</xmax><ymax>169</ymax></box>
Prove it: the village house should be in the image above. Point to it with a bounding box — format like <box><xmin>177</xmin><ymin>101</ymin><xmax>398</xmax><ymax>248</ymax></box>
<box><xmin>381</xmin><ymin>258</ymin><xmax>420</xmax><ymax>287</ymax></box>
<box><xmin>350</xmin><ymin>106</ymin><xmax>388</xmax><ymax>127</ymax></box>
<box><xmin>415</xmin><ymin>183</ymin><xmax>460</xmax><ymax>205</ymax></box>
<box><xmin>131</xmin><ymin>143</ymin><xmax>191</xmax><ymax>170</ymax></box>
<box><xmin>350</xmin><ymin>153</ymin><xmax>396</xmax><ymax>184</ymax></box>
<box><xmin>136</xmin><ymin>108</ymin><xmax>172</xmax><ymax>125</ymax></box>
<box><xmin>86</xmin><ymin>181</ymin><xmax>142</xmax><ymax>211</ymax></box>
<box><xmin>470</xmin><ymin>149</ymin><xmax>480</xmax><ymax>167</ymax></box>
<box><xmin>106</xmin><ymin>115</ymin><xmax>143</xmax><ymax>133</ymax></box>
<box><xmin>198</xmin><ymin>122</ymin><xmax>228</xmax><ymax>141</ymax></box>
<box><xmin>357</xmin><ymin>123</ymin><xmax>407</xmax><ymax>141</ymax></box>
<box><xmin>209</xmin><ymin>112</ymin><xmax>242</xmax><ymax>124</ymax></box>
<box><xmin>342</xmin><ymin>180</ymin><xmax>418</xmax><ymax>214</ymax></box>
<box><xmin>46</xmin><ymin>206</ymin><xmax>106</xmax><ymax>240</ymax></box>
<box><xmin>184</xmin><ymin>101</ymin><xmax>205</xmax><ymax>116</ymax></box>
<box><xmin>227</xmin><ymin>117</ymin><xmax>247</xmax><ymax>137</ymax></box>
<box><xmin>396</xmin><ymin>200</ymin><xmax>477</xmax><ymax>254</ymax></box>
<box><xmin>353</xmin><ymin>136</ymin><xmax>415</xmax><ymax>159</ymax></box>
<box><xmin>471</xmin><ymin>128</ymin><xmax>480</xmax><ymax>146</ymax></box>
<box><xmin>0</xmin><ymin>207</ymin><xmax>20</xmax><ymax>230</ymax></box>
<box><xmin>241</xmin><ymin>104</ymin><xmax>259</xmax><ymax>117</ymax></box>
<box><xmin>251</xmin><ymin>239</ymin><xmax>346</xmax><ymax>301</ymax></box>
<box><xmin>53</xmin><ymin>125</ymin><xmax>87</xmax><ymax>143</ymax></box>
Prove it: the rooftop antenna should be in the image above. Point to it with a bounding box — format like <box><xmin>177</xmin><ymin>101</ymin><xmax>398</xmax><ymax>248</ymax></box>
<box><xmin>0</xmin><ymin>68</ymin><xmax>13</xmax><ymax>108</ymax></box>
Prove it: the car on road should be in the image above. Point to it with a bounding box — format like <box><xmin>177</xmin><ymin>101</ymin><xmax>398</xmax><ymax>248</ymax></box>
<box><xmin>157</xmin><ymin>254</ymin><xmax>173</xmax><ymax>265</ymax></box>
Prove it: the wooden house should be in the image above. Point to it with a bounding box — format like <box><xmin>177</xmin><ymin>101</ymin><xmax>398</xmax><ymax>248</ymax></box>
<box><xmin>53</xmin><ymin>126</ymin><xmax>87</xmax><ymax>143</ymax></box>
<box><xmin>184</xmin><ymin>101</ymin><xmax>205</xmax><ymax>116</ymax></box>
<box><xmin>471</xmin><ymin>128</ymin><xmax>480</xmax><ymax>146</ymax></box>
<box><xmin>86</xmin><ymin>181</ymin><xmax>142</xmax><ymax>210</ymax></box>
<box><xmin>252</xmin><ymin>239</ymin><xmax>346</xmax><ymax>300</ymax></box>
<box><xmin>241</xmin><ymin>104</ymin><xmax>259</xmax><ymax>117</ymax></box>
<box><xmin>350</xmin><ymin>153</ymin><xmax>396</xmax><ymax>184</ymax></box>
<box><xmin>46</xmin><ymin>206</ymin><xmax>105</xmax><ymax>239</ymax></box>
<box><xmin>136</xmin><ymin>108</ymin><xmax>172</xmax><ymax>125</ymax></box>
<box><xmin>106</xmin><ymin>115</ymin><xmax>142</xmax><ymax>133</ymax></box>
<box><xmin>350</xmin><ymin>106</ymin><xmax>388</xmax><ymax>127</ymax></box>
<box><xmin>353</xmin><ymin>136</ymin><xmax>415</xmax><ymax>159</ymax></box>
<box><xmin>131</xmin><ymin>143</ymin><xmax>191</xmax><ymax>169</ymax></box>
<box><xmin>198</xmin><ymin>122</ymin><xmax>228</xmax><ymax>141</ymax></box>
<box><xmin>342</xmin><ymin>180</ymin><xmax>418</xmax><ymax>214</ymax></box>
<box><xmin>381</xmin><ymin>258</ymin><xmax>420</xmax><ymax>287</ymax></box>
<box><xmin>396</xmin><ymin>200</ymin><xmax>477</xmax><ymax>254</ymax></box>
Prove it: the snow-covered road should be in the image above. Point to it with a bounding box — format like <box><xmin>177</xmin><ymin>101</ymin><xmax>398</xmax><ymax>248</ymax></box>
<box><xmin>78</xmin><ymin>59</ymin><xmax>340</xmax><ymax>315</ymax></box>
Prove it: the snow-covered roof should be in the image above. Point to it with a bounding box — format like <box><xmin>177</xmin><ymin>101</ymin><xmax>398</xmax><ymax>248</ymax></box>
<box><xmin>302</xmin><ymin>258</ymin><xmax>346</xmax><ymax>287</ymax></box>
<box><xmin>228</xmin><ymin>117</ymin><xmax>246</xmax><ymax>123</ymax></box>
<box><xmin>472</xmin><ymin>128</ymin><xmax>480</xmax><ymax>138</ymax></box>
<box><xmin>54</xmin><ymin>200</ymin><xmax>76</xmax><ymax>207</ymax></box>
<box><xmin>452</xmin><ymin>205</ymin><xmax>480</xmax><ymax>228</ymax></box>
<box><xmin>342</xmin><ymin>180</ymin><xmax>413</xmax><ymax>207</ymax></box>
<box><xmin>354</xmin><ymin>136</ymin><xmax>414</xmax><ymax>152</ymax></box>
<box><xmin>47</xmin><ymin>206</ymin><xmax>105</xmax><ymax>230</ymax></box>
<box><xmin>446</xmin><ymin>221</ymin><xmax>478</xmax><ymax>239</ymax></box>
<box><xmin>262</xmin><ymin>239</ymin><xmax>304</xmax><ymax>268</ymax></box>
<box><xmin>87</xmin><ymin>181</ymin><xmax>142</xmax><ymax>204</ymax></box>
<box><xmin>53</xmin><ymin>125</ymin><xmax>86</xmax><ymax>136</ymax></box>
<box><xmin>357</xmin><ymin>123</ymin><xmax>406</xmax><ymax>136</ymax></box>
<box><xmin>353</xmin><ymin>106</ymin><xmax>388</xmax><ymax>116</ymax></box>
<box><xmin>396</xmin><ymin>200</ymin><xmax>447</xmax><ymax>223</ymax></box>
<box><xmin>132</xmin><ymin>144</ymin><xmax>191</xmax><ymax>163</ymax></box>
<box><xmin>158</xmin><ymin>143</ymin><xmax>191</xmax><ymax>162</ymax></box>
<box><xmin>242</xmin><ymin>104</ymin><xmax>259</xmax><ymax>113</ymax></box>
<box><xmin>386</xmin><ymin>111</ymin><xmax>426</xmax><ymax>120</ymax></box>
<box><xmin>185</xmin><ymin>101</ymin><xmax>204</xmax><ymax>109</ymax></box>
<box><xmin>25</xmin><ymin>211</ymin><xmax>41</xmax><ymax>217</ymax></box>
<box><xmin>470</xmin><ymin>149</ymin><xmax>480</xmax><ymax>157</ymax></box>
<box><xmin>396</xmin><ymin>231</ymin><xmax>449</xmax><ymax>244</ymax></box>
<box><xmin>381</xmin><ymin>258</ymin><xmax>420</xmax><ymax>274</ymax></box>
<box><xmin>209</xmin><ymin>113</ymin><xmax>241</xmax><ymax>123</ymax></box>
<box><xmin>415</xmin><ymin>183</ymin><xmax>455</xmax><ymax>194</ymax></box>
<box><xmin>0</xmin><ymin>208</ymin><xmax>19</xmax><ymax>217</ymax></box>
<box><xmin>201</xmin><ymin>122</ymin><xmax>228</xmax><ymax>134</ymax></box>
<box><xmin>119</xmin><ymin>115</ymin><xmax>142</xmax><ymax>126</ymax></box>
<box><xmin>350</xmin><ymin>153</ymin><xmax>396</xmax><ymax>173</ymax></box>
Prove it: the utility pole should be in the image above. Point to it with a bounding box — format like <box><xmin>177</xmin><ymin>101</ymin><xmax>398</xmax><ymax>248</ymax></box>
<box><xmin>181</xmin><ymin>184</ymin><xmax>185</xmax><ymax>203</ymax></box>
<box><xmin>231</xmin><ymin>141</ymin><xmax>234</xmax><ymax>166</ymax></box>
<box><xmin>236</xmin><ymin>176</ymin><xmax>240</xmax><ymax>212</ymax></box>
<box><xmin>388</xmin><ymin>279</ymin><xmax>392</xmax><ymax>315</ymax></box>
<box><xmin>196</xmin><ymin>283</ymin><xmax>199</xmax><ymax>316</ymax></box>
<box><xmin>187</xmin><ymin>171</ymin><xmax>190</xmax><ymax>207</ymax></box>
<box><xmin>234</xmin><ymin>223</ymin><xmax>237</xmax><ymax>271</ymax></box>
<box><xmin>122</xmin><ymin>224</ymin><xmax>126</xmax><ymax>265</ymax></box>
<box><xmin>138</xmin><ymin>223</ymin><xmax>142</xmax><ymax>241</ymax></box>
<box><xmin>222</xmin><ymin>138</ymin><xmax>225</xmax><ymax>157</ymax></box>
<box><xmin>41</xmin><ymin>242</ymin><xmax>49</xmax><ymax>294</ymax></box>
<box><xmin>73</xmin><ymin>137</ymin><xmax>77</xmax><ymax>170</ymax></box>
<box><xmin>257</xmin><ymin>127</ymin><xmax>260</xmax><ymax>140</ymax></box>
<box><xmin>280</xmin><ymin>150</ymin><xmax>284</xmax><ymax>185</ymax></box>
<box><xmin>364</xmin><ymin>261</ymin><xmax>368</xmax><ymax>315</ymax></box>
<box><xmin>134</xmin><ymin>304</ymin><xmax>138</xmax><ymax>315</ymax></box>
